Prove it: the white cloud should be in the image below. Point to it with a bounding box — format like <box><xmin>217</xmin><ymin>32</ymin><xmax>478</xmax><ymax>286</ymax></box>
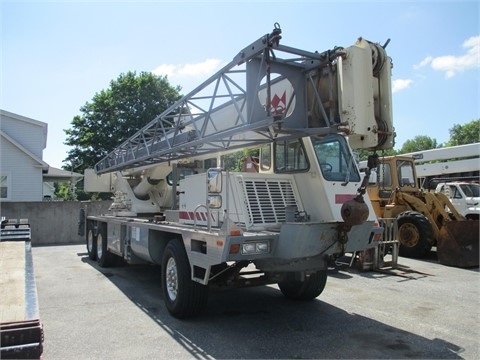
<box><xmin>152</xmin><ymin>58</ymin><xmax>223</xmax><ymax>78</ymax></box>
<box><xmin>414</xmin><ymin>56</ymin><xmax>433</xmax><ymax>69</ymax></box>
<box><xmin>392</xmin><ymin>78</ymin><xmax>413</xmax><ymax>93</ymax></box>
<box><xmin>415</xmin><ymin>35</ymin><xmax>480</xmax><ymax>78</ymax></box>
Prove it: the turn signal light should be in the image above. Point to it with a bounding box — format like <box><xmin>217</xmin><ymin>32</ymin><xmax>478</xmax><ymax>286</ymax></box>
<box><xmin>229</xmin><ymin>244</ymin><xmax>240</xmax><ymax>254</ymax></box>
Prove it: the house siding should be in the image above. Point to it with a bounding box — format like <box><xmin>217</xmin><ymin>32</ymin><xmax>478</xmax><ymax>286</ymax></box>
<box><xmin>0</xmin><ymin>110</ymin><xmax>47</xmax><ymax>158</ymax></box>
<box><xmin>0</xmin><ymin>110</ymin><xmax>48</xmax><ymax>202</ymax></box>
<box><xmin>1</xmin><ymin>138</ymin><xmax>44</xmax><ymax>201</ymax></box>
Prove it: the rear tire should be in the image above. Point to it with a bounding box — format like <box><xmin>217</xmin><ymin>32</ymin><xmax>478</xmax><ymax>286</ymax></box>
<box><xmin>161</xmin><ymin>239</ymin><xmax>209</xmax><ymax>318</ymax></box>
<box><xmin>397</xmin><ymin>211</ymin><xmax>433</xmax><ymax>258</ymax></box>
<box><xmin>96</xmin><ymin>224</ymin><xmax>114</xmax><ymax>267</ymax></box>
<box><xmin>278</xmin><ymin>270</ymin><xmax>327</xmax><ymax>300</ymax></box>
<box><xmin>86</xmin><ymin>223</ymin><xmax>96</xmax><ymax>261</ymax></box>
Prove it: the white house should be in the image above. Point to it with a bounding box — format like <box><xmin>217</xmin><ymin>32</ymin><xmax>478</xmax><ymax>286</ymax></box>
<box><xmin>0</xmin><ymin>109</ymin><xmax>82</xmax><ymax>201</ymax></box>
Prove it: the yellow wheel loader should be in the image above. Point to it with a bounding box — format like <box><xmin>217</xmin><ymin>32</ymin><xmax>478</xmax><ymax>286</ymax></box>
<box><xmin>365</xmin><ymin>155</ymin><xmax>479</xmax><ymax>267</ymax></box>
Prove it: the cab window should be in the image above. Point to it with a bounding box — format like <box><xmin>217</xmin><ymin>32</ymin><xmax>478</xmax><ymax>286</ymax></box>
<box><xmin>396</xmin><ymin>160</ymin><xmax>416</xmax><ymax>187</ymax></box>
<box><xmin>312</xmin><ymin>135</ymin><xmax>360</xmax><ymax>182</ymax></box>
<box><xmin>274</xmin><ymin>139</ymin><xmax>309</xmax><ymax>173</ymax></box>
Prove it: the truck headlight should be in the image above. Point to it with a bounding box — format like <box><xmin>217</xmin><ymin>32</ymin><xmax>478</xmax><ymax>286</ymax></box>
<box><xmin>241</xmin><ymin>241</ymin><xmax>270</xmax><ymax>255</ymax></box>
<box><xmin>256</xmin><ymin>242</ymin><xmax>269</xmax><ymax>253</ymax></box>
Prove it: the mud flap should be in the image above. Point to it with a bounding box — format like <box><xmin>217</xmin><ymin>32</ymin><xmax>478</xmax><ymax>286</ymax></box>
<box><xmin>437</xmin><ymin>220</ymin><xmax>479</xmax><ymax>268</ymax></box>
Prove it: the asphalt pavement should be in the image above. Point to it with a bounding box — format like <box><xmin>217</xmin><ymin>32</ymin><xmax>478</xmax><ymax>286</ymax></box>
<box><xmin>32</xmin><ymin>244</ymin><xmax>479</xmax><ymax>359</ymax></box>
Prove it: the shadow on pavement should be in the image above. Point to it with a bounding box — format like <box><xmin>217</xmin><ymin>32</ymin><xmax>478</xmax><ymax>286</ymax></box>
<box><xmin>80</xmin><ymin>253</ymin><xmax>464</xmax><ymax>359</ymax></box>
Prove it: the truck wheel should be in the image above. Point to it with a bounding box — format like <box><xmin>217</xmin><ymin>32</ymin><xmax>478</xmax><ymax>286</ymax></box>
<box><xmin>96</xmin><ymin>224</ymin><xmax>114</xmax><ymax>267</ymax></box>
<box><xmin>161</xmin><ymin>239</ymin><xmax>209</xmax><ymax>319</ymax></box>
<box><xmin>86</xmin><ymin>223</ymin><xmax>97</xmax><ymax>261</ymax></box>
<box><xmin>397</xmin><ymin>211</ymin><xmax>433</xmax><ymax>258</ymax></box>
<box><xmin>278</xmin><ymin>270</ymin><xmax>327</xmax><ymax>300</ymax></box>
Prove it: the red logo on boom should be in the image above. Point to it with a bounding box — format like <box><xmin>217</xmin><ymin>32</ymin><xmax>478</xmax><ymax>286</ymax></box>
<box><xmin>271</xmin><ymin>91</ymin><xmax>287</xmax><ymax>115</ymax></box>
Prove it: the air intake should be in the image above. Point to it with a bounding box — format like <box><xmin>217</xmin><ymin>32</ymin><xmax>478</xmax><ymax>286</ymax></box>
<box><xmin>238</xmin><ymin>176</ymin><xmax>300</xmax><ymax>227</ymax></box>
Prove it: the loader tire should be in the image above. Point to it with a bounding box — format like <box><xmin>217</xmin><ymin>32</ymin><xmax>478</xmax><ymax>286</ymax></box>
<box><xmin>397</xmin><ymin>211</ymin><xmax>433</xmax><ymax>258</ymax></box>
<box><xmin>161</xmin><ymin>239</ymin><xmax>209</xmax><ymax>319</ymax></box>
<box><xmin>86</xmin><ymin>222</ymin><xmax>96</xmax><ymax>261</ymax></box>
<box><xmin>278</xmin><ymin>270</ymin><xmax>327</xmax><ymax>300</ymax></box>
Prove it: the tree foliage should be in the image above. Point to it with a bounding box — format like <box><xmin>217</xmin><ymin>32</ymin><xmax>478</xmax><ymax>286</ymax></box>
<box><xmin>446</xmin><ymin>119</ymin><xmax>480</xmax><ymax>146</ymax></box>
<box><xmin>356</xmin><ymin>147</ymin><xmax>396</xmax><ymax>161</ymax></box>
<box><xmin>222</xmin><ymin>148</ymin><xmax>259</xmax><ymax>171</ymax></box>
<box><xmin>399</xmin><ymin>135</ymin><xmax>438</xmax><ymax>153</ymax></box>
<box><xmin>63</xmin><ymin>71</ymin><xmax>182</xmax><ymax>171</ymax></box>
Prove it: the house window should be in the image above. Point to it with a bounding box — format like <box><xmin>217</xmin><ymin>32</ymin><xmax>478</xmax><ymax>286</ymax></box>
<box><xmin>0</xmin><ymin>173</ymin><xmax>10</xmax><ymax>200</ymax></box>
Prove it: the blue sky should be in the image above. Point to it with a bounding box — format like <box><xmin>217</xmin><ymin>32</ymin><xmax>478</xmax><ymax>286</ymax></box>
<box><xmin>1</xmin><ymin>0</ymin><xmax>479</xmax><ymax>169</ymax></box>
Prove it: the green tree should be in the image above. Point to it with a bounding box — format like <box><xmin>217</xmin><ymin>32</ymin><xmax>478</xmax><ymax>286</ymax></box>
<box><xmin>63</xmin><ymin>71</ymin><xmax>182</xmax><ymax>172</ymax></box>
<box><xmin>356</xmin><ymin>148</ymin><xmax>396</xmax><ymax>162</ymax></box>
<box><xmin>222</xmin><ymin>148</ymin><xmax>259</xmax><ymax>171</ymax></box>
<box><xmin>446</xmin><ymin>119</ymin><xmax>480</xmax><ymax>146</ymax></box>
<box><xmin>399</xmin><ymin>135</ymin><xmax>438</xmax><ymax>153</ymax></box>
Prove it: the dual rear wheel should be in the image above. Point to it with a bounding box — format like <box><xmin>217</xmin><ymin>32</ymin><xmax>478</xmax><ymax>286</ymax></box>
<box><xmin>85</xmin><ymin>222</ymin><xmax>114</xmax><ymax>267</ymax></box>
<box><xmin>86</xmin><ymin>224</ymin><xmax>96</xmax><ymax>261</ymax></box>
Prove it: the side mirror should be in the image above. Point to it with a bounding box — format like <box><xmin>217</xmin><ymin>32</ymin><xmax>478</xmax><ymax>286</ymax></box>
<box><xmin>207</xmin><ymin>168</ymin><xmax>222</xmax><ymax>193</ymax></box>
<box><xmin>207</xmin><ymin>195</ymin><xmax>222</xmax><ymax>209</ymax></box>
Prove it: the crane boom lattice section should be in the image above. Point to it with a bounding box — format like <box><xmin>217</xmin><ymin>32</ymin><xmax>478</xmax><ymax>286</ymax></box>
<box><xmin>95</xmin><ymin>24</ymin><xmax>394</xmax><ymax>174</ymax></box>
<box><xmin>95</xmin><ymin>25</ymin><xmax>338</xmax><ymax>174</ymax></box>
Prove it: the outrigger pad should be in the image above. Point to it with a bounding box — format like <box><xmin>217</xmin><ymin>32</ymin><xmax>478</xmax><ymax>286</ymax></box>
<box><xmin>436</xmin><ymin>220</ymin><xmax>479</xmax><ymax>268</ymax></box>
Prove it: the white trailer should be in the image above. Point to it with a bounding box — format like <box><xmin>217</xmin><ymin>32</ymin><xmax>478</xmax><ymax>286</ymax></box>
<box><xmin>81</xmin><ymin>24</ymin><xmax>395</xmax><ymax>318</ymax></box>
<box><xmin>402</xmin><ymin>143</ymin><xmax>480</xmax><ymax>188</ymax></box>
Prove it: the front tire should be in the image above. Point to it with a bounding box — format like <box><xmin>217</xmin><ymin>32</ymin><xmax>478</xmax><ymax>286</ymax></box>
<box><xmin>161</xmin><ymin>239</ymin><xmax>208</xmax><ymax>319</ymax></box>
<box><xmin>397</xmin><ymin>211</ymin><xmax>433</xmax><ymax>258</ymax></box>
<box><xmin>278</xmin><ymin>270</ymin><xmax>327</xmax><ymax>300</ymax></box>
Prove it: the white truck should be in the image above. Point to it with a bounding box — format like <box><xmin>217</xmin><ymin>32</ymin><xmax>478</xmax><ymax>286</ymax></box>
<box><xmin>81</xmin><ymin>24</ymin><xmax>395</xmax><ymax>318</ymax></box>
<box><xmin>435</xmin><ymin>182</ymin><xmax>480</xmax><ymax>219</ymax></box>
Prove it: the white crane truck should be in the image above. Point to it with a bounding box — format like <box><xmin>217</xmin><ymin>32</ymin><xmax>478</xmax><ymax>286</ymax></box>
<box><xmin>81</xmin><ymin>24</ymin><xmax>395</xmax><ymax>318</ymax></box>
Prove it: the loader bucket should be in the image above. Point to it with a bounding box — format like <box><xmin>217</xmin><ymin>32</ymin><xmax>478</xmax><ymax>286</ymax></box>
<box><xmin>436</xmin><ymin>220</ymin><xmax>479</xmax><ymax>268</ymax></box>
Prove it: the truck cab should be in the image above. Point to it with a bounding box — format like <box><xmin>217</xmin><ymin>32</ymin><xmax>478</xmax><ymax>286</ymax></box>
<box><xmin>435</xmin><ymin>182</ymin><xmax>480</xmax><ymax>220</ymax></box>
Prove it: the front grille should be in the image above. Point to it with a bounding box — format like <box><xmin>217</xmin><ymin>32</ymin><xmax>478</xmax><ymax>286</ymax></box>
<box><xmin>239</xmin><ymin>178</ymin><xmax>299</xmax><ymax>226</ymax></box>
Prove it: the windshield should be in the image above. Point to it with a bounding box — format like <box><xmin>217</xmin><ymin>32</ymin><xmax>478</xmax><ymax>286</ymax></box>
<box><xmin>396</xmin><ymin>160</ymin><xmax>416</xmax><ymax>187</ymax></box>
<box><xmin>460</xmin><ymin>184</ymin><xmax>480</xmax><ymax>197</ymax></box>
<box><xmin>312</xmin><ymin>135</ymin><xmax>360</xmax><ymax>182</ymax></box>
<box><xmin>369</xmin><ymin>163</ymin><xmax>392</xmax><ymax>187</ymax></box>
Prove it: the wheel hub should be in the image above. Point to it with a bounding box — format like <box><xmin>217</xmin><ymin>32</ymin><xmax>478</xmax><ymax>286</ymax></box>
<box><xmin>166</xmin><ymin>257</ymin><xmax>178</xmax><ymax>301</ymax></box>
<box><xmin>398</xmin><ymin>223</ymin><xmax>420</xmax><ymax>247</ymax></box>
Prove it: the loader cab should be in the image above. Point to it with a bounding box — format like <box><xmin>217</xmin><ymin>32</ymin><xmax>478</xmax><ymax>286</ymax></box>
<box><xmin>369</xmin><ymin>156</ymin><xmax>417</xmax><ymax>192</ymax></box>
<box><xmin>366</xmin><ymin>156</ymin><xmax>418</xmax><ymax>216</ymax></box>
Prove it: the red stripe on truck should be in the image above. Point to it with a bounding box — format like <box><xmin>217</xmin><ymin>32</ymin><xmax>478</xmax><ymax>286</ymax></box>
<box><xmin>335</xmin><ymin>194</ymin><xmax>356</xmax><ymax>204</ymax></box>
